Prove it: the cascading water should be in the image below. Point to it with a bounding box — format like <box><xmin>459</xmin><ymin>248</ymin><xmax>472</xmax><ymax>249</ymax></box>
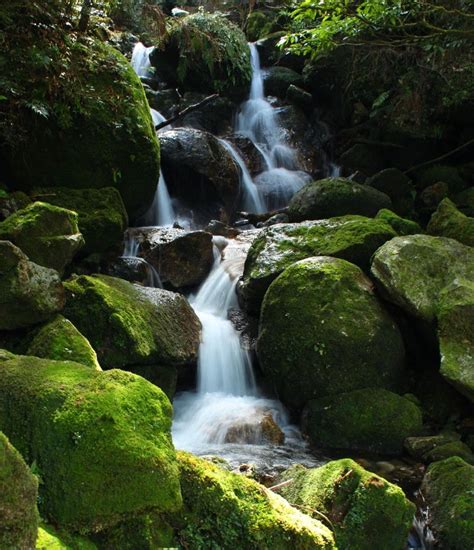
<box><xmin>235</xmin><ymin>43</ymin><xmax>309</xmax><ymax>211</ymax></box>
<box><xmin>131</xmin><ymin>42</ymin><xmax>153</xmax><ymax>77</ymax></box>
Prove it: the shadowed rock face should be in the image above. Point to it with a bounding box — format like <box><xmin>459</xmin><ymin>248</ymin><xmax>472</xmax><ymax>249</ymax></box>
<box><xmin>160</xmin><ymin>128</ymin><xmax>241</xmax><ymax>222</ymax></box>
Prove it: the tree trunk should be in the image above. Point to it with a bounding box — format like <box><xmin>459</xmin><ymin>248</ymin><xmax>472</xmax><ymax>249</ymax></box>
<box><xmin>78</xmin><ymin>0</ymin><xmax>92</xmax><ymax>33</ymax></box>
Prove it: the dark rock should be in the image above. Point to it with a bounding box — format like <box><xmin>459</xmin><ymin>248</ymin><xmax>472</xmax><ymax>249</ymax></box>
<box><xmin>263</xmin><ymin>66</ymin><xmax>303</xmax><ymax>98</ymax></box>
<box><xmin>340</xmin><ymin>144</ymin><xmax>385</xmax><ymax>177</ymax></box>
<box><xmin>286</xmin><ymin>84</ymin><xmax>313</xmax><ymax>111</ymax></box>
<box><xmin>0</xmin><ymin>190</ymin><xmax>31</xmax><ymax>222</ymax></box>
<box><xmin>104</xmin><ymin>256</ymin><xmax>152</xmax><ymax>286</ymax></box>
<box><xmin>366</xmin><ymin>168</ymin><xmax>415</xmax><ymax>216</ymax></box>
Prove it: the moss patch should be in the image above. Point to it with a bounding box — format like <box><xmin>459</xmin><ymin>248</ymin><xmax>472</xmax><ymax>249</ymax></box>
<box><xmin>428</xmin><ymin>198</ymin><xmax>474</xmax><ymax>247</ymax></box>
<box><xmin>375</xmin><ymin>209</ymin><xmax>422</xmax><ymax>236</ymax></box>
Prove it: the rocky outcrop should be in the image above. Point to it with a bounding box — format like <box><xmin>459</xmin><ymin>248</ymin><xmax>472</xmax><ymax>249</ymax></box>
<box><xmin>0</xmin><ymin>241</ymin><xmax>65</xmax><ymax>330</ymax></box>
<box><xmin>257</xmin><ymin>257</ymin><xmax>405</xmax><ymax>410</ymax></box>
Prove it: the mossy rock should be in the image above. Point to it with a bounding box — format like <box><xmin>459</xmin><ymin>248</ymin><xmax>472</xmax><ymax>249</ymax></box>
<box><xmin>0</xmin><ymin>354</ymin><xmax>181</xmax><ymax>532</ymax></box>
<box><xmin>303</xmin><ymin>388</ymin><xmax>423</xmax><ymax>455</ymax></box>
<box><xmin>150</xmin><ymin>12</ymin><xmax>251</xmax><ymax>98</ymax></box>
<box><xmin>63</xmin><ymin>274</ymin><xmax>201</xmax><ymax>369</ymax></box>
<box><xmin>263</xmin><ymin>66</ymin><xmax>304</xmax><ymax>98</ymax></box>
<box><xmin>287</xmin><ymin>178</ymin><xmax>392</xmax><ymax>222</ymax></box>
<box><xmin>246</xmin><ymin>11</ymin><xmax>275</xmax><ymax>42</ymax></box>
<box><xmin>32</xmin><ymin>187</ymin><xmax>128</xmax><ymax>256</ymax></box>
<box><xmin>26</xmin><ymin>314</ymin><xmax>100</xmax><ymax>370</ymax></box>
<box><xmin>0</xmin><ymin>240</ymin><xmax>65</xmax><ymax>331</ymax></box>
<box><xmin>36</xmin><ymin>523</ymin><xmax>97</xmax><ymax>550</ymax></box>
<box><xmin>371</xmin><ymin>234</ymin><xmax>474</xmax><ymax>323</ymax></box>
<box><xmin>421</xmin><ymin>457</ymin><xmax>474</xmax><ymax>549</ymax></box>
<box><xmin>428</xmin><ymin>198</ymin><xmax>474</xmax><ymax>247</ymax></box>
<box><xmin>423</xmin><ymin>441</ymin><xmax>474</xmax><ymax>465</ymax></box>
<box><xmin>375</xmin><ymin>209</ymin><xmax>421</xmax><ymax>236</ymax></box>
<box><xmin>405</xmin><ymin>431</ymin><xmax>462</xmax><ymax>461</ymax></box>
<box><xmin>257</xmin><ymin>257</ymin><xmax>405</xmax><ymax>410</ymax></box>
<box><xmin>366</xmin><ymin>168</ymin><xmax>415</xmax><ymax>216</ymax></box>
<box><xmin>0</xmin><ymin>190</ymin><xmax>31</xmax><ymax>222</ymax></box>
<box><xmin>2</xmin><ymin>39</ymin><xmax>159</xmax><ymax>219</ymax></box>
<box><xmin>167</xmin><ymin>451</ymin><xmax>336</xmax><ymax>549</ymax></box>
<box><xmin>0</xmin><ymin>202</ymin><xmax>84</xmax><ymax>274</ymax></box>
<box><xmin>279</xmin><ymin>459</ymin><xmax>415</xmax><ymax>550</ymax></box>
<box><xmin>239</xmin><ymin>215</ymin><xmax>397</xmax><ymax>314</ymax></box>
<box><xmin>127</xmin><ymin>364</ymin><xmax>178</xmax><ymax>399</ymax></box>
<box><xmin>0</xmin><ymin>431</ymin><xmax>39</xmax><ymax>550</ymax></box>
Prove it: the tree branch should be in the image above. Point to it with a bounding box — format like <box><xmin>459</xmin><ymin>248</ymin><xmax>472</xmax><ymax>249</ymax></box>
<box><xmin>154</xmin><ymin>93</ymin><xmax>219</xmax><ymax>131</ymax></box>
<box><xmin>404</xmin><ymin>138</ymin><xmax>474</xmax><ymax>175</ymax></box>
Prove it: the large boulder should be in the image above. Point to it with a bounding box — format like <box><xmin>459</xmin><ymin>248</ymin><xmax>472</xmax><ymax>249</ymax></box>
<box><xmin>0</xmin><ymin>202</ymin><xmax>84</xmax><ymax>274</ymax></box>
<box><xmin>26</xmin><ymin>314</ymin><xmax>101</xmax><ymax>370</ymax></box>
<box><xmin>1</xmin><ymin>39</ymin><xmax>159</xmax><ymax>219</ymax></box>
<box><xmin>132</xmin><ymin>227</ymin><xmax>214</xmax><ymax>289</ymax></box>
<box><xmin>279</xmin><ymin>460</ymin><xmax>415</xmax><ymax>550</ymax></box>
<box><xmin>287</xmin><ymin>177</ymin><xmax>392</xmax><ymax>222</ymax></box>
<box><xmin>0</xmin><ymin>431</ymin><xmax>39</xmax><ymax>550</ymax></box>
<box><xmin>239</xmin><ymin>216</ymin><xmax>397</xmax><ymax>314</ymax></box>
<box><xmin>427</xmin><ymin>198</ymin><xmax>474</xmax><ymax>247</ymax></box>
<box><xmin>257</xmin><ymin>257</ymin><xmax>405</xmax><ymax>410</ymax></box>
<box><xmin>0</xmin><ymin>241</ymin><xmax>65</xmax><ymax>330</ymax></box>
<box><xmin>63</xmin><ymin>274</ymin><xmax>201</xmax><ymax>369</ymax></box>
<box><xmin>32</xmin><ymin>187</ymin><xmax>128</xmax><ymax>256</ymax></box>
<box><xmin>0</xmin><ymin>354</ymin><xmax>181</xmax><ymax>532</ymax></box>
<box><xmin>167</xmin><ymin>452</ymin><xmax>336</xmax><ymax>549</ymax></box>
<box><xmin>160</xmin><ymin>128</ymin><xmax>240</xmax><ymax>221</ymax></box>
<box><xmin>303</xmin><ymin>388</ymin><xmax>423</xmax><ymax>455</ymax></box>
<box><xmin>421</xmin><ymin>457</ymin><xmax>474</xmax><ymax>549</ymax></box>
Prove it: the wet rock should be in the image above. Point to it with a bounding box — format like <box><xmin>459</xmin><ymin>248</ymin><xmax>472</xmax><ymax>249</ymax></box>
<box><xmin>257</xmin><ymin>257</ymin><xmax>405</xmax><ymax>410</ymax></box>
<box><xmin>170</xmin><ymin>451</ymin><xmax>336</xmax><ymax>548</ymax></box>
<box><xmin>0</xmin><ymin>241</ymin><xmax>65</xmax><ymax>330</ymax></box>
<box><xmin>239</xmin><ymin>216</ymin><xmax>396</xmax><ymax>314</ymax></box>
<box><xmin>287</xmin><ymin>177</ymin><xmax>392</xmax><ymax>222</ymax></box>
<box><xmin>366</xmin><ymin>168</ymin><xmax>415</xmax><ymax>216</ymax></box>
<box><xmin>263</xmin><ymin>66</ymin><xmax>303</xmax><ymax>98</ymax></box>
<box><xmin>279</xmin><ymin>460</ymin><xmax>415</xmax><ymax>550</ymax></box>
<box><xmin>428</xmin><ymin>198</ymin><xmax>474</xmax><ymax>247</ymax></box>
<box><xmin>160</xmin><ymin>128</ymin><xmax>240</xmax><ymax>221</ymax></box>
<box><xmin>145</xmin><ymin>88</ymin><xmax>180</xmax><ymax>118</ymax></box>
<box><xmin>258</xmin><ymin>213</ymin><xmax>289</xmax><ymax>227</ymax></box>
<box><xmin>31</xmin><ymin>187</ymin><xmax>128</xmax><ymax>256</ymax></box>
<box><xmin>229</xmin><ymin>136</ymin><xmax>266</xmax><ymax>176</ymax></box>
<box><xmin>0</xmin><ymin>202</ymin><xmax>84</xmax><ymax>274</ymax></box>
<box><xmin>178</xmin><ymin>92</ymin><xmax>236</xmax><ymax>135</ymax></box>
<box><xmin>340</xmin><ymin>143</ymin><xmax>385</xmax><ymax>177</ymax></box>
<box><xmin>134</xmin><ymin>227</ymin><xmax>214</xmax><ymax>289</ymax></box>
<box><xmin>63</xmin><ymin>274</ymin><xmax>201</xmax><ymax>369</ymax></box>
<box><xmin>224</xmin><ymin>412</ymin><xmax>285</xmax><ymax>445</ymax></box>
<box><xmin>104</xmin><ymin>256</ymin><xmax>151</xmax><ymax>285</ymax></box>
<box><xmin>26</xmin><ymin>314</ymin><xmax>100</xmax><ymax>370</ymax></box>
<box><xmin>0</xmin><ymin>431</ymin><xmax>39</xmax><ymax>549</ymax></box>
<box><xmin>303</xmin><ymin>388</ymin><xmax>422</xmax><ymax>455</ymax></box>
<box><xmin>205</xmin><ymin>220</ymin><xmax>241</xmax><ymax>238</ymax></box>
<box><xmin>421</xmin><ymin>457</ymin><xmax>474</xmax><ymax>549</ymax></box>
<box><xmin>286</xmin><ymin>84</ymin><xmax>313</xmax><ymax>111</ymax></box>
<box><xmin>0</xmin><ymin>355</ymin><xmax>181</xmax><ymax>532</ymax></box>
<box><xmin>253</xmin><ymin>169</ymin><xmax>312</xmax><ymax>211</ymax></box>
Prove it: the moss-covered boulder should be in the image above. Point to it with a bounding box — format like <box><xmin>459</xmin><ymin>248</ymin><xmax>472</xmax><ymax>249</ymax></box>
<box><xmin>1</xmin><ymin>36</ymin><xmax>159</xmax><ymax>219</ymax></box>
<box><xmin>257</xmin><ymin>257</ymin><xmax>405</xmax><ymax>410</ymax></box>
<box><xmin>375</xmin><ymin>209</ymin><xmax>422</xmax><ymax>236</ymax></box>
<box><xmin>36</xmin><ymin>523</ymin><xmax>97</xmax><ymax>550</ymax></box>
<box><xmin>0</xmin><ymin>202</ymin><xmax>84</xmax><ymax>274</ymax></box>
<box><xmin>405</xmin><ymin>431</ymin><xmax>462</xmax><ymax>461</ymax></box>
<box><xmin>279</xmin><ymin>460</ymin><xmax>415</xmax><ymax>550</ymax></box>
<box><xmin>167</xmin><ymin>452</ymin><xmax>336</xmax><ymax>549</ymax></box>
<box><xmin>423</xmin><ymin>441</ymin><xmax>474</xmax><ymax>465</ymax></box>
<box><xmin>239</xmin><ymin>216</ymin><xmax>397</xmax><ymax>314</ymax></box>
<box><xmin>0</xmin><ymin>241</ymin><xmax>65</xmax><ymax>330</ymax></box>
<box><xmin>428</xmin><ymin>198</ymin><xmax>474</xmax><ymax>247</ymax></box>
<box><xmin>371</xmin><ymin>234</ymin><xmax>474</xmax><ymax>323</ymax></box>
<box><xmin>421</xmin><ymin>457</ymin><xmax>474</xmax><ymax>549</ymax></box>
<box><xmin>26</xmin><ymin>315</ymin><xmax>100</xmax><ymax>370</ymax></box>
<box><xmin>150</xmin><ymin>12</ymin><xmax>251</xmax><ymax>97</ymax></box>
<box><xmin>287</xmin><ymin>178</ymin><xmax>392</xmax><ymax>222</ymax></box>
<box><xmin>63</xmin><ymin>274</ymin><xmax>200</xmax><ymax>369</ymax></box>
<box><xmin>0</xmin><ymin>431</ymin><xmax>39</xmax><ymax>550</ymax></box>
<box><xmin>303</xmin><ymin>388</ymin><xmax>422</xmax><ymax>455</ymax></box>
<box><xmin>32</xmin><ymin>187</ymin><xmax>128</xmax><ymax>256</ymax></box>
<box><xmin>0</xmin><ymin>355</ymin><xmax>181</xmax><ymax>532</ymax></box>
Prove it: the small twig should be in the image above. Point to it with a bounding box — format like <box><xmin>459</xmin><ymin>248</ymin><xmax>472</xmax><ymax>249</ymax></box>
<box><xmin>404</xmin><ymin>138</ymin><xmax>474</xmax><ymax>175</ymax></box>
<box><xmin>154</xmin><ymin>94</ymin><xmax>219</xmax><ymax>131</ymax></box>
<box><xmin>269</xmin><ymin>479</ymin><xmax>293</xmax><ymax>492</ymax></box>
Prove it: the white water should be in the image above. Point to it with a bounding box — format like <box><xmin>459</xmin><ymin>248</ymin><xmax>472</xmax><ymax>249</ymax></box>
<box><xmin>131</xmin><ymin>42</ymin><xmax>154</xmax><ymax>77</ymax></box>
<box><xmin>219</xmin><ymin>139</ymin><xmax>265</xmax><ymax>214</ymax></box>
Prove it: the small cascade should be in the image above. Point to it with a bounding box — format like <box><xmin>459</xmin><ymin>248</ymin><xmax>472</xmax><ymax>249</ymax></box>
<box><xmin>235</xmin><ymin>43</ymin><xmax>309</xmax><ymax>210</ymax></box>
<box><xmin>122</xmin><ymin>229</ymin><xmax>139</xmax><ymax>257</ymax></box>
<box><xmin>219</xmin><ymin>139</ymin><xmax>265</xmax><ymax>214</ymax></box>
<box><xmin>121</xmin><ymin>229</ymin><xmax>162</xmax><ymax>288</ymax></box>
<box><xmin>131</xmin><ymin>42</ymin><xmax>153</xmax><ymax>77</ymax></box>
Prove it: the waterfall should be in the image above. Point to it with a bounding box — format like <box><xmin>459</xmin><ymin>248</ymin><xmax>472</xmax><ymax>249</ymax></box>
<box><xmin>131</xmin><ymin>42</ymin><xmax>153</xmax><ymax>77</ymax></box>
<box><xmin>121</xmin><ymin>229</ymin><xmax>163</xmax><ymax>288</ymax></box>
<box><xmin>219</xmin><ymin>139</ymin><xmax>265</xmax><ymax>214</ymax></box>
<box><xmin>235</xmin><ymin>44</ymin><xmax>308</xmax><ymax>211</ymax></box>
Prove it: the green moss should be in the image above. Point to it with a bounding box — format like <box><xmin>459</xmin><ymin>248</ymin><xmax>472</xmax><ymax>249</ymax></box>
<box><xmin>303</xmin><ymin>388</ymin><xmax>422</xmax><ymax>455</ymax></box>
<box><xmin>421</xmin><ymin>457</ymin><xmax>474</xmax><ymax>549</ymax></box>
<box><xmin>0</xmin><ymin>431</ymin><xmax>39</xmax><ymax>549</ymax></box>
<box><xmin>279</xmin><ymin>459</ymin><xmax>415</xmax><ymax>550</ymax></box>
<box><xmin>428</xmin><ymin>198</ymin><xmax>474</xmax><ymax>247</ymax></box>
<box><xmin>376</xmin><ymin>209</ymin><xmax>422</xmax><ymax>236</ymax></box>
<box><xmin>26</xmin><ymin>315</ymin><xmax>101</xmax><ymax>370</ymax></box>
<box><xmin>423</xmin><ymin>441</ymin><xmax>474</xmax><ymax>465</ymax></box>
<box><xmin>246</xmin><ymin>11</ymin><xmax>274</xmax><ymax>41</ymax></box>
<box><xmin>257</xmin><ymin>257</ymin><xmax>405</xmax><ymax>410</ymax></box>
<box><xmin>240</xmin><ymin>215</ymin><xmax>397</xmax><ymax>314</ymax></box>
<box><xmin>0</xmin><ymin>355</ymin><xmax>181</xmax><ymax>532</ymax></box>
<box><xmin>36</xmin><ymin>523</ymin><xmax>97</xmax><ymax>550</ymax></box>
<box><xmin>31</xmin><ymin>187</ymin><xmax>128</xmax><ymax>256</ymax></box>
<box><xmin>0</xmin><ymin>201</ymin><xmax>84</xmax><ymax>274</ymax></box>
<box><xmin>63</xmin><ymin>274</ymin><xmax>200</xmax><ymax>369</ymax></box>
<box><xmin>167</xmin><ymin>452</ymin><xmax>336</xmax><ymax>549</ymax></box>
<box><xmin>127</xmin><ymin>364</ymin><xmax>177</xmax><ymax>399</ymax></box>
